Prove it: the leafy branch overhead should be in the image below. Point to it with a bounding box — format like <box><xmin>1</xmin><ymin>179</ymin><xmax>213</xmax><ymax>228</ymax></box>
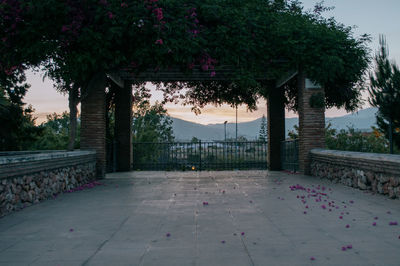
<box><xmin>1</xmin><ymin>0</ymin><xmax>370</xmax><ymax>111</ymax></box>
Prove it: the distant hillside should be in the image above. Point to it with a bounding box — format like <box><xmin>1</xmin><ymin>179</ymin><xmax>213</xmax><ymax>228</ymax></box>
<box><xmin>171</xmin><ymin>107</ymin><xmax>378</xmax><ymax>141</ymax></box>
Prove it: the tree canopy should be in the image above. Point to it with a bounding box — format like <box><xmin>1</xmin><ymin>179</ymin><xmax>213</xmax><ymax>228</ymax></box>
<box><xmin>1</xmin><ymin>0</ymin><xmax>370</xmax><ymax>112</ymax></box>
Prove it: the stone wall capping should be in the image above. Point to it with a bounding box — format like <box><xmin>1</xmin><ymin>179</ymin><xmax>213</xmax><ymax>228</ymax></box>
<box><xmin>311</xmin><ymin>149</ymin><xmax>400</xmax><ymax>165</ymax></box>
<box><xmin>0</xmin><ymin>150</ymin><xmax>96</xmax><ymax>165</ymax></box>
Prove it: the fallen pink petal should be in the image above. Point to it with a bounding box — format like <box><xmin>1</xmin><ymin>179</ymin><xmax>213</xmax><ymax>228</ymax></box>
<box><xmin>310</xmin><ymin>257</ymin><xmax>315</xmax><ymax>261</ymax></box>
<box><xmin>346</xmin><ymin>224</ymin><xmax>350</xmax><ymax>228</ymax></box>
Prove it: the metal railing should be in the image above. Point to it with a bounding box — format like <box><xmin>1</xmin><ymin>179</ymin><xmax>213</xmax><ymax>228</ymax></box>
<box><xmin>132</xmin><ymin>141</ymin><xmax>268</xmax><ymax>171</ymax></box>
<box><xmin>281</xmin><ymin>139</ymin><xmax>299</xmax><ymax>172</ymax></box>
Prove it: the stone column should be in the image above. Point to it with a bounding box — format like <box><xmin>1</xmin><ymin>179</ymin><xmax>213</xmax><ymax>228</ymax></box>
<box><xmin>267</xmin><ymin>87</ymin><xmax>285</xmax><ymax>170</ymax></box>
<box><xmin>114</xmin><ymin>82</ymin><xmax>133</xmax><ymax>172</ymax></box>
<box><xmin>81</xmin><ymin>73</ymin><xmax>107</xmax><ymax>178</ymax></box>
<box><xmin>298</xmin><ymin>71</ymin><xmax>326</xmax><ymax>175</ymax></box>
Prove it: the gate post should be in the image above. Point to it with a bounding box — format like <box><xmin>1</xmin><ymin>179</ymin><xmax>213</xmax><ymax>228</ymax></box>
<box><xmin>267</xmin><ymin>87</ymin><xmax>285</xmax><ymax>170</ymax></box>
<box><xmin>298</xmin><ymin>71</ymin><xmax>326</xmax><ymax>175</ymax></box>
<box><xmin>114</xmin><ymin>82</ymin><xmax>133</xmax><ymax>172</ymax></box>
<box><xmin>81</xmin><ymin>73</ymin><xmax>107</xmax><ymax>178</ymax></box>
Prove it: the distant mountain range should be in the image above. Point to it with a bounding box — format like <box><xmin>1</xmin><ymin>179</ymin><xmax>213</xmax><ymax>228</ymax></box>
<box><xmin>171</xmin><ymin>107</ymin><xmax>378</xmax><ymax>141</ymax></box>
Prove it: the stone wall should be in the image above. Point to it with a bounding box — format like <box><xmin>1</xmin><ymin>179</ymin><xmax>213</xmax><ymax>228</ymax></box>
<box><xmin>0</xmin><ymin>150</ymin><xmax>96</xmax><ymax>217</ymax></box>
<box><xmin>311</xmin><ymin>149</ymin><xmax>400</xmax><ymax>199</ymax></box>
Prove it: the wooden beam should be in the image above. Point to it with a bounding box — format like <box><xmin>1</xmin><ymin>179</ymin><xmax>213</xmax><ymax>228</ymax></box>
<box><xmin>107</xmin><ymin>72</ymin><xmax>124</xmax><ymax>88</ymax></box>
<box><xmin>275</xmin><ymin>70</ymin><xmax>298</xmax><ymax>88</ymax></box>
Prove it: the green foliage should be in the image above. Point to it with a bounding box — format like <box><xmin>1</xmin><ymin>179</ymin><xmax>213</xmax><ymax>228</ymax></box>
<box><xmin>132</xmin><ymin>93</ymin><xmax>174</xmax><ymax>143</ymax></box>
<box><xmin>325</xmin><ymin>124</ymin><xmax>391</xmax><ymax>154</ymax></box>
<box><xmin>258</xmin><ymin>115</ymin><xmax>268</xmax><ymax>141</ymax></box>
<box><xmin>288</xmin><ymin>124</ymin><xmax>299</xmax><ymax>140</ymax></box>
<box><xmin>191</xmin><ymin>136</ymin><xmax>200</xmax><ymax>143</ymax></box>
<box><xmin>33</xmin><ymin>112</ymin><xmax>80</xmax><ymax>150</ymax></box>
<box><xmin>288</xmin><ymin>123</ymin><xmax>397</xmax><ymax>154</ymax></box>
<box><xmin>368</xmin><ymin>36</ymin><xmax>400</xmax><ymax>151</ymax></box>
<box><xmin>0</xmin><ymin>84</ymin><xmax>41</xmax><ymax>151</ymax></box>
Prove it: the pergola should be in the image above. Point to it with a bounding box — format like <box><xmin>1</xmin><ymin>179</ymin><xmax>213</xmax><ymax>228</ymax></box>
<box><xmin>80</xmin><ymin>66</ymin><xmax>325</xmax><ymax>178</ymax></box>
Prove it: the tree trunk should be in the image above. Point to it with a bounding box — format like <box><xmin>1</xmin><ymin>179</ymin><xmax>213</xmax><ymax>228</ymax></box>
<box><xmin>68</xmin><ymin>85</ymin><xmax>79</xmax><ymax>151</ymax></box>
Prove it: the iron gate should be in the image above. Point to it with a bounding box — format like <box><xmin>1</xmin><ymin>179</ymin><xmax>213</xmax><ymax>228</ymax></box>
<box><xmin>132</xmin><ymin>141</ymin><xmax>268</xmax><ymax>171</ymax></box>
<box><xmin>281</xmin><ymin>139</ymin><xmax>299</xmax><ymax>172</ymax></box>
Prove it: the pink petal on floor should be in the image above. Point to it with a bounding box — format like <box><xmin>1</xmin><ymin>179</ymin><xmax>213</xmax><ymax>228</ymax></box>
<box><xmin>341</xmin><ymin>246</ymin><xmax>347</xmax><ymax>251</ymax></box>
<box><xmin>339</xmin><ymin>216</ymin><xmax>343</xmax><ymax>219</ymax></box>
<box><xmin>346</xmin><ymin>224</ymin><xmax>350</xmax><ymax>228</ymax></box>
<box><xmin>310</xmin><ymin>257</ymin><xmax>315</xmax><ymax>261</ymax></box>
<box><xmin>347</xmin><ymin>245</ymin><xmax>352</xmax><ymax>249</ymax></box>
<box><xmin>241</xmin><ymin>232</ymin><xmax>245</xmax><ymax>236</ymax></box>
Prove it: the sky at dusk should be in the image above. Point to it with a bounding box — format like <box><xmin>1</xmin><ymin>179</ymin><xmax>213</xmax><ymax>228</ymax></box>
<box><xmin>24</xmin><ymin>0</ymin><xmax>400</xmax><ymax>125</ymax></box>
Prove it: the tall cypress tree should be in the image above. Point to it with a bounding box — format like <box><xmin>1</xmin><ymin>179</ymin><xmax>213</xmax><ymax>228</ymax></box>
<box><xmin>258</xmin><ymin>115</ymin><xmax>268</xmax><ymax>142</ymax></box>
<box><xmin>369</xmin><ymin>35</ymin><xmax>400</xmax><ymax>153</ymax></box>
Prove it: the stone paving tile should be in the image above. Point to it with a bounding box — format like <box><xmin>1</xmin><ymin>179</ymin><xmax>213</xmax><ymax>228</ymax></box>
<box><xmin>0</xmin><ymin>170</ymin><xmax>399</xmax><ymax>265</ymax></box>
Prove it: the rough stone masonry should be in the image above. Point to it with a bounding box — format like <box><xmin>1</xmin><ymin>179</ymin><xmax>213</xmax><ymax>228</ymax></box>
<box><xmin>0</xmin><ymin>151</ymin><xmax>96</xmax><ymax>217</ymax></box>
<box><xmin>311</xmin><ymin>149</ymin><xmax>400</xmax><ymax>199</ymax></box>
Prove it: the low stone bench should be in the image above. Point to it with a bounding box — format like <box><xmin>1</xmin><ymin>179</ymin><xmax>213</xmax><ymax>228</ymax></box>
<box><xmin>311</xmin><ymin>149</ymin><xmax>400</xmax><ymax>199</ymax></box>
<box><xmin>0</xmin><ymin>150</ymin><xmax>96</xmax><ymax>217</ymax></box>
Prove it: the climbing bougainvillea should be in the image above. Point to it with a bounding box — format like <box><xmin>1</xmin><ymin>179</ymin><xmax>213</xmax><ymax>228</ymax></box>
<box><xmin>0</xmin><ymin>0</ymin><xmax>370</xmax><ymax>111</ymax></box>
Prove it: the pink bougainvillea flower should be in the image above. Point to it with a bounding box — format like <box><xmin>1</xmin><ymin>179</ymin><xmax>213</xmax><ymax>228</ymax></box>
<box><xmin>321</xmin><ymin>205</ymin><xmax>326</xmax><ymax>209</ymax></box>
<box><xmin>339</xmin><ymin>216</ymin><xmax>343</xmax><ymax>219</ymax></box>
<box><xmin>241</xmin><ymin>232</ymin><xmax>245</xmax><ymax>236</ymax></box>
<box><xmin>345</xmin><ymin>224</ymin><xmax>350</xmax><ymax>228</ymax></box>
<box><xmin>372</xmin><ymin>222</ymin><xmax>377</xmax><ymax>226</ymax></box>
<box><xmin>107</xmin><ymin>12</ymin><xmax>114</xmax><ymax>19</ymax></box>
<box><xmin>121</xmin><ymin>2</ymin><xmax>128</xmax><ymax>7</ymax></box>
<box><xmin>310</xmin><ymin>257</ymin><xmax>315</xmax><ymax>261</ymax></box>
<box><xmin>341</xmin><ymin>246</ymin><xmax>347</xmax><ymax>251</ymax></box>
<box><xmin>347</xmin><ymin>244</ymin><xmax>352</xmax><ymax>249</ymax></box>
<box><xmin>210</xmin><ymin>71</ymin><xmax>216</xmax><ymax>77</ymax></box>
<box><xmin>389</xmin><ymin>221</ymin><xmax>398</xmax><ymax>226</ymax></box>
<box><xmin>305</xmin><ymin>205</ymin><xmax>309</xmax><ymax>209</ymax></box>
<box><xmin>155</xmin><ymin>39</ymin><xmax>163</xmax><ymax>45</ymax></box>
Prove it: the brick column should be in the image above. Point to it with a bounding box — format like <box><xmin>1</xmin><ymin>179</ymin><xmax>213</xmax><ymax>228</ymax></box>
<box><xmin>298</xmin><ymin>71</ymin><xmax>326</xmax><ymax>175</ymax></box>
<box><xmin>267</xmin><ymin>87</ymin><xmax>285</xmax><ymax>170</ymax></box>
<box><xmin>114</xmin><ymin>82</ymin><xmax>133</xmax><ymax>171</ymax></box>
<box><xmin>81</xmin><ymin>73</ymin><xmax>107</xmax><ymax>178</ymax></box>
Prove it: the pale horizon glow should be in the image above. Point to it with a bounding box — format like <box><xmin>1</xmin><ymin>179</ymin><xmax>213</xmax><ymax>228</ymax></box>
<box><xmin>24</xmin><ymin>0</ymin><xmax>400</xmax><ymax>125</ymax></box>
